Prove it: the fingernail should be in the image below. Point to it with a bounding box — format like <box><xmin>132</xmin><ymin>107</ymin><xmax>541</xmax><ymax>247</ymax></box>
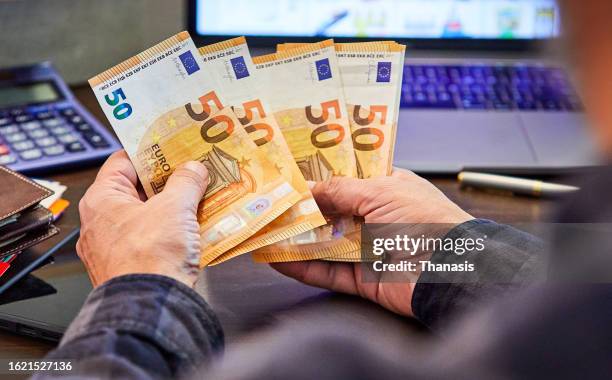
<box><xmin>306</xmin><ymin>180</ymin><xmax>317</xmax><ymax>190</ymax></box>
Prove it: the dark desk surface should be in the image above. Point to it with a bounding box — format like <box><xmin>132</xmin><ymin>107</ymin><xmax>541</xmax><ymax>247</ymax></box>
<box><xmin>0</xmin><ymin>85</ymin><xmax>557</xmax><ymax>359</ymax></box>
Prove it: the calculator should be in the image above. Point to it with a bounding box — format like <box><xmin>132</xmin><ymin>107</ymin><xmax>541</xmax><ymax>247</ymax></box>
<box><xmin>0</xmin><ymin>62</ymin><xmax>120</xmax><ymax>174</ymax></box>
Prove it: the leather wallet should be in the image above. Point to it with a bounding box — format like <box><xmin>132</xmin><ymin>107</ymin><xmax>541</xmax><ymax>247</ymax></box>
<box><xmin>0</xmin><ymin>166</ymin><xmax>59</xmax><ymax>258</ymax></box>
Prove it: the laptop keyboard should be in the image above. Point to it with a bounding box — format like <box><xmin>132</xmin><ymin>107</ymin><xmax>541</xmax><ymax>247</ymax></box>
<box><xmin>401</xmin><ymin>64</ymin><xmax>582</xmax><ymax>111</ymax></box>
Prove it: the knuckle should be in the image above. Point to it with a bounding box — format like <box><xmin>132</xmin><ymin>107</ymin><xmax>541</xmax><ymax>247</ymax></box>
<box><xmin>78</xmin><ymin>187</ymin><xmax>107</xmax><ymax>224</ymax></box>
<box><xmin>75</xmin><ymin>244</ymin><xmax>82</xmax><ymax>257</ymax></box>
<box><xmin>391</xmin><ymin>168</ymin><xmax>416</xmax><ymax>180</ymax></box>
<box><xmin>75</xmin><ymin>238</ymin><xmax>85</xmax><ymax>258</ymax></box>
<box><xmin>325</xmin><ymin>176</ymin><xmax>344</xmax><ymax>199</ymax></box>
<box><xmin>78</xmin><ymin>197</ymin><xmax>85</xmax><ymax>214</ymax></box>
<box><xmin>78</xmin><ymin>181</ymin><xmax>103</xmax><ymax>211</ymax></box>
<box><xmin>78</xmin><ymin>194</ymin><xmax>90</xmax><ymax>216</ymax></box>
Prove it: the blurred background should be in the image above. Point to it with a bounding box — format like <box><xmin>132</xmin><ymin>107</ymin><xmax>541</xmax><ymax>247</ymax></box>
<box><xmin>0</xmin><ymin>0</ymin><xmax>186</xmax><ymax>84</ymax></box>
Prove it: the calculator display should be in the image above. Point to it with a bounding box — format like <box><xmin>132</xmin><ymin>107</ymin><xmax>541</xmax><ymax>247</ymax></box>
<box><xmin>0</xmin><ymin>82</ymin><xmax>62</xmax><ymax>108</ymax></box>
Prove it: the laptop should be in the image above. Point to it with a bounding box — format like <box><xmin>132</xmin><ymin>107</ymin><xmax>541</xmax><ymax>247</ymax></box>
<box><xmin>188</xmin><ymin>0</ymin><xmax>599</xmax><ymax>174</ymax></box>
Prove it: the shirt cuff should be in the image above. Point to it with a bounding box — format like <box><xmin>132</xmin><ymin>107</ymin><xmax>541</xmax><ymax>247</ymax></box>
<box><xmin>411</xmin><ymin>219</ymin><xmax>544</xmax><ymax>330</ymax></box>
<box><xmin>60</xmin><ymin>274</ymin><xmax>224</xmax><ymax>368</ymax></box>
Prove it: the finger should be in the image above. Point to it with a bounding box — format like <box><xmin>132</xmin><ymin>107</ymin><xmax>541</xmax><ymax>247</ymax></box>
<box><xmin>391</xmin><ymin>168</ymin><xmax>434</xmax><ymax>189</ymax></box>
<box><xmin>162</xmin><ymin>161</ymin><xmax>209</xmax><ymax>209</ymax></box>
<box><xmin>135</xmin><ymin>181</ymin><xmax>148</xmax><ymax>202</ymax></box>
<box><xmin>92</xmin><ymin>150</ymin><xmax>143</xmax><ymax>200</ymax></box>
<box><xmin>310</xmin><ymin>176</ymin><xmax>372</xmax><ymax>216</ymax></box>
<box><xmin>390</xmin><ymin>167</ymin><xmax>416</xmax><ymax>179</ymax></box>
<box><xmin>271</xmin><ymin>261</ymin><xmax>360</xmax><ymax>296</ymax></box>
<box><xmin>96</xmin><ymin>150</ymin><xmax>139</xmax><ymax>187</ymax></box>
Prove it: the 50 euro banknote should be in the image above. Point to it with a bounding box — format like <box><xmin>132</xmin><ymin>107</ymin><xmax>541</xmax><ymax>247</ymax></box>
<box><xmin>250</xmin><ymin>39</ymin><xmax>362</xmax><ymax>263</ymax></box>
<box><xmin>195</xmin><ymin>37</ymin><xmax>326</xmax><ymax>265</ymax></box>
<box><xmin>326</xmin><ymin>41</ymin><xmax>405</xmax><ymax>261</ymax></box>
<box><xmin>88</xmin><ymin>32</ymin><xmax>301</xmax><ymax>266</ymax></box>
<box><xmin>278</xmin><ymin>41</ymin><xmax>406</xmax><ymax>179</ymax></box>
<box><xmin>257</xmin><ymin>41</ymin><xmax>405</xmax><ymax>263</ymax></box>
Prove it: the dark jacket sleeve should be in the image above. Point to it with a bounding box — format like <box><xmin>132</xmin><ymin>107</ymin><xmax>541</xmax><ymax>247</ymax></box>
<box><xmin>33</xmin><ymin>274</ymin><xmax>224</xmax><ymax>380</ymax></box>
<box><xmin>32</xmin><ymin>220</ymin><xmax>541</xmax><ymax>379</ymax></box>
<box><xmin>198</xmin><ymin>284</ymin><xmax>612</xmax><ymax>380</ymax></box>
<box><xmin>198</xmin><ymin>219</ymin><xmax>611</xmax><ymax>380</ymax></box>
<box><xmin>411</xmin><ymin>219</ymin><xmax>545</xmax><ymax>330</ymax></box>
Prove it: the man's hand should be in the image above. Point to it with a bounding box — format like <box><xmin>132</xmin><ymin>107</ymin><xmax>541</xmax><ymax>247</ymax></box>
<box><xmin>77</xmin><ymin>151</ymin><xmax>209</xmax><ymax>288</ymax></box>
<box><xmin>272</xmin><ymin>169</ymin><xmax>473</xmax><ymax>317</ymax></box>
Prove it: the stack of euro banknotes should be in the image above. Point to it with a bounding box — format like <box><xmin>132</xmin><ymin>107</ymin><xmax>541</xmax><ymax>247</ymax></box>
<box><xmin>89</xmin><ymin>32</ymin><xmax>405</xmax><ymax>267</ymax></box>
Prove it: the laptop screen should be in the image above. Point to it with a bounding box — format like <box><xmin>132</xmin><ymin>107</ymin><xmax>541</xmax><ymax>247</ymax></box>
<box><xmin>194</xmin><ymin>0</ymin><xmax>560</xmax><ymax>41</ymax></box>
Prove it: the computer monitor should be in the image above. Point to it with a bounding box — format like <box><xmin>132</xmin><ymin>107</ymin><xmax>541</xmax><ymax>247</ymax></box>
<box><xmin>188</xmin><ymin>0</ymin><xmax>560</xmax><ymax>49</ymax></box>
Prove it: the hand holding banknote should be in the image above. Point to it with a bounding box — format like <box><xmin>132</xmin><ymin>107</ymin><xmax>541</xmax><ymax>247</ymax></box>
<box><xmin>89</xmin><ymin>32</ymin><xmax>415</xmax><ymax>267</ymax></box>
<box><xmin>77</xmin><ymin>151</ymin><xmax>209</xmax><ymax>288</ymax></box>
<box><xmin>272</xmin><ymin>169</ymin><xmax>473</xmax><ymax>317</ymax></box>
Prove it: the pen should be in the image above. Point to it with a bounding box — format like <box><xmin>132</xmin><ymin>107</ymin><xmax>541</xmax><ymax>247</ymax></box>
<box><xmin>458</xmin><ymin>171</ymin><xmax>580</xmax><ymax>197</ymax></box>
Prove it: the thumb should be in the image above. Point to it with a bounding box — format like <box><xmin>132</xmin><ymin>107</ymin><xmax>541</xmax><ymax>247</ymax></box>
<box><xmin>311</xmin><ymin>176</ymin><xmax>372</xmax><ymax>216</ymax></box>
<box><xmin>162</xmin><ymin>161</ymin><xmax>209</xmax><ymax>209</ymax></box>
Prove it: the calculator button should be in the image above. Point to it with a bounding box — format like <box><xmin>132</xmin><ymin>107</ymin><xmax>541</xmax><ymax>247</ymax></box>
<box><xmin>0</xmin><ymin>125</ymin><xmax>19</xmax><ymax>135</ymax></box>
<box><xmin>66</xmin><ymin>114</ymin><xmax>83</xmax><ymax>124</ymax></box>
<box><xmin>66</xmin><ymin>141</ymin><xmax>86</xmax><ymax>152</ymax></box>
<box><xmin>14</xmin><ymin>115</ymin><xmax>33</xmax><ymax>123</ymax></box>
<box><xmin>83</xmin><ymin>132</ymin><xmax>110</xmax><ymax>148</ymax></box>
<box><xmin>0</xmin><ymin>144</ymin><xmax>10</xmax><ymax>155</ymax></box>
<box><xmin>28</xmin><ymin>129</ymin><xmax>49</xmax><ymax>139</ymax></box>
<box><xmin>9</xmin><ymin>109</ymin><xmax>24</xmax><ymax>116</ymax></box>
<box><xmin>35</xmin><ymin>136</ymin><xmax>57</xmax><ymax>147</ymax></box>
<box><xmin>60</xmin><ymin>108</ymin><xmax>76</xmax><ymax>117</ymax></box>
<box><xmin>20</xmin><ymin>148</ymin><xmax>42</xmax><ymax>161</ymax></box>
<box><xmin>75</xmin><ymin>123</ymin><xmax>93</xmax><ymax>132</ymax></box>
<box><xmin>12</xmin><ymin>140</ymin><xmax>35</xmax><ymax>151</ymax></box>
<box><xmin>20</xmin><ymin>121</ymin><xmax>42</xmax><ymax>131</ymax></box>
<box><xmin>5</xmin><ymin>132</ymin><xmax>27</xmax><ymax>143</ymax></box>
<box><xmin>0</xmin><ymin>117</ymin><xmax>12</xmax><ymax>127</ymax></box>
<box><xmin>35</xmin><ymin>111</ymin><xmax>54</xmax><ymax>120</ymax></box>
<box><xmin>50</xmin><ymin>126</ymin><xmax>71</xmax><ymax>135</ymax></box>
<box><xmin>57</xmin><ymin>132</ymin><xmax>79</xmax><ymax>144</ymax></box>
<box><xmin>42</xmin><ymin>118</ymin><xmax>64</xmax><ymax>128</ymax></box>
<box><xmin>0</xmin><ymin>154</ymin><xmax>17</xmax><ymax>165</ymax></box>
<box><xmin>43</xmin><ymin>145</ymin><xmax>65</xmax><ymax>156</ymax></box>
